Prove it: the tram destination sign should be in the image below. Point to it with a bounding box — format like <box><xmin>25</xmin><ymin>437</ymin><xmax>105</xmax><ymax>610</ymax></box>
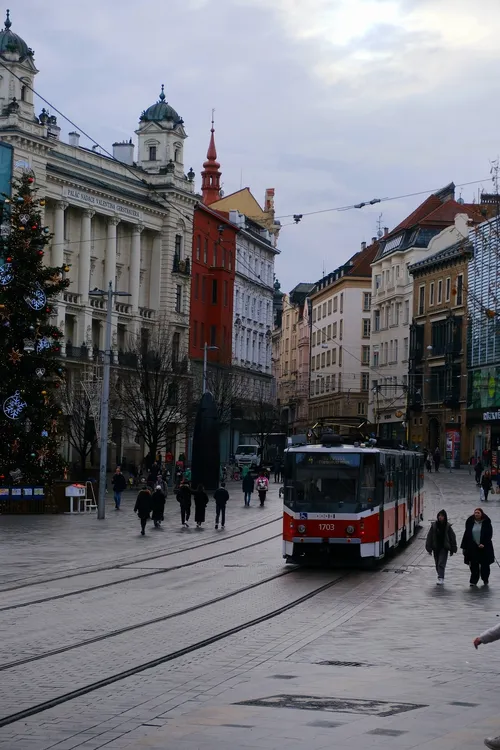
<box><xmin>295</xmin><ymin>453</ymin><xmax>361</xmax><ymax>467</ymax></box>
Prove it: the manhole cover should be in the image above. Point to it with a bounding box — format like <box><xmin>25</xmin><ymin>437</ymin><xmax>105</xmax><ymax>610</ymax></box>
<box><xmin>269</xmin><ymin>675</ymin><xmax>297</xmax><ymax>680</ymax></box>
<box><xmin>367</xmin><ymin>729</ymin><xmax>407</xmax><ymax>737</ymax></box>
<box><xmin>237</xmin><ymin>695</ymin><xmax>427</xmax><ymax>717</ymax></box>
<box><xmin>318</xmin><ymin>660</ymin><xmax>368</xmax><ymax>668</ymax></box>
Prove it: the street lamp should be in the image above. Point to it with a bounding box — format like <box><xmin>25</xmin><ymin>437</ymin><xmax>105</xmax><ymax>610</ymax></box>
<box><xmin>203</xmin><ymin>341</ymin><xmax>219</xmax><ymax>394</ymax></box>
<box><xmin>89</xmin><ymin>282</ymin><xmax>131</xmax><ymax>520</ymax></box>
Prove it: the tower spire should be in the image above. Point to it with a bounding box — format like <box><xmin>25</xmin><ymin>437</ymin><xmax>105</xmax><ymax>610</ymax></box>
<box><xmin>201</xmin><ymin>110</ymin><xmax>222</xmax><ymax>206</ymax></box>
<box><xmin>5</xmin><ymin>9</ymin><xmax>11</xmax><ymax>29</ymax></box>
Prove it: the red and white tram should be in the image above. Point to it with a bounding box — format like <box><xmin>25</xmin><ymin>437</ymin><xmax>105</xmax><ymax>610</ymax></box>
<box><xmin>282</xmin><ymin>434</ymin><xmax>424</xmax><ymax>565</ymax></box>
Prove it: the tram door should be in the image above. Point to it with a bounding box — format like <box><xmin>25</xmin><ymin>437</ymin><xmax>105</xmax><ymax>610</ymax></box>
<box><xmin>377</xmin><ymin>454</ymin><xmax>386</xmax><ymax>557</ymax></box>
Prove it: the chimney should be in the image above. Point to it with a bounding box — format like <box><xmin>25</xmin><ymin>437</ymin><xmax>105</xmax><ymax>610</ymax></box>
<box><xmin>384</xmin><ymin>227</ymin><xmax>389</xmax><ymax>236</ymax></box>
<box><xmin>68</xmin><ymin>131</ymin><xmax>80</xmax><ymax>148</ymax></box>
<box><xmin>361</xmin><ymin>241</ymin><xmax>366</xmax><ymax>250</ymax></box>
<box><xmin>112</xmin><ymin>139</ymin><xmax>135</xmax><ymax>166</ymax></box>
<box><xmin>371</xmin><ymin>236</ymin><xmax>376</xmax><ymax>244</ymax></box>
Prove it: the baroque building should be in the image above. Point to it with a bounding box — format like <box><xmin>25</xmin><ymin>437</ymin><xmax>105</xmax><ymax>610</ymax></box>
<box><xmin>0</xmin><ymin>12</ymin><xmax>197</xmax><ymax>464</ymax></box>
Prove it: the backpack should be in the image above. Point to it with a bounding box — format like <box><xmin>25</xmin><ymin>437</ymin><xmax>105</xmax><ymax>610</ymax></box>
<box><xmin>257</xmin><ymin>478</ymin><xmax>267</xmax><ymax>491</ymax></box>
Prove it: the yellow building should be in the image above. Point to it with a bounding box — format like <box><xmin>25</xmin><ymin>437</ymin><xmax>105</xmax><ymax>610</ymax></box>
<box><xmin>209</xmin><ymin>187</ymin><xmax>281</xmax><ymax>242</ymax></box>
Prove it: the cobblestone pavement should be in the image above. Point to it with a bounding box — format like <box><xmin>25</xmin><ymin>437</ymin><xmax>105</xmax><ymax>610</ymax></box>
<box><xmin>2</xmin><ymin>472</ymin><xmax>500</xmax><ymax>749</ymax></box>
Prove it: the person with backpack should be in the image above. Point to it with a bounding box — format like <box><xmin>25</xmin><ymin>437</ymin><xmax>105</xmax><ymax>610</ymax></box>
<box><xmin>213</xmin><ymin>481</ymin><xmax>229</xmax><ymax>529</ymax></box>
<box><xmin>242</xmin><ymin>472</ymin><xmax>254</xmax><ymax>507</ymax></box>
<box><xmin>111</xmin><ymin>467</ymin><xmax>127</xmax><ymax>510</ymax></box>
<box><xmin>425</xmin><ymin>509</ymin><xmax>457</xmax><ymax>584</ymax></box>
<box><xmin>256</xmin><ymin>470</ymin><xmax>269</xmax><ymax>507</ymax></box>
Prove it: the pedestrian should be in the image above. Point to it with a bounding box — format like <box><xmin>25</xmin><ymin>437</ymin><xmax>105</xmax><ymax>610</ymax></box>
<box><xmin>475</xmin><ymin>458</ymin><xmax>484</xmax><ymax>486</ymax></box>
<box><xmin>473</xmin><ymin>623</ymin><xmax>500</xmax><ymax>749</ymax></box>
<box><xmin>111</xmin><ymin>466</ymin><xmax>127</xmax><ymax>510</ymax></box>
<box><xmin>460</xmin><ymin>507</ymin><xmax>494</xmax><ymax>587</ymax></box>
<box><xmin>425</xmin><ymin>509</ymin><xmax>457</xmax><ymax>584</ymax></box>
<box><xmin>193</xmin><ymin>484</ymin><xmax>209</xmax><ymax>528</ymax></box>
<box><xmin>242</xmin><ymin>472</ymin><xmax>254</xmax><ymax>507</ymax></box>
<box><xmin>425</xmin><ymin>456</ymin><xmax>432</xmax><ymax>473</ymax></box>
<box><xmin>150</xmin><ymin>484</ymin><xmax>166</xmax><ymax>528</ymax></box>
<box><xmin>423</xmin><ymin>446</ymin><xmax>429</xmax><ymax>463</ymax></box>
<box><xmin>433</xmin><ymin>446</ymin><xmax>441</xmax><ymax>472</ymax></box>
<box><xmin>213</xmin><ymin>481</ymin><xmax>229</xmax><ymax>529</ymax></box>
<box><xmin>273</xmin><ymin>458</ymin><xmax>281</xmax><ymax>483</ymax></box>
<box><xmin>177</xmin><ymin>481</ymin><xmax>192</xmax><ymax>527</ymax></box>
<box><xmin>481</xmin><ymin>470</ymin><xmax>493</xmax><ymax>503</ymax></box>
<box><xmin>134</xmin><ymin>487</ymin><xmax>151</xmax><ymax>536</ymax></box>
<box><xmin>256</xmin><ymin>470</ymin><xmax>269</xmax><ymax>507</ymax></box>
<box><xmin>147</xmin><ymin>463</ymin><xmax>160</xmax><ymax>489</ymax></box>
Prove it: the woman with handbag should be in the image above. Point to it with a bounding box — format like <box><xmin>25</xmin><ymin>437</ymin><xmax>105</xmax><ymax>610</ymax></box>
<box><xmin>460</xmin><ymin>508</ymin><xmax>494</xmax><ymax>587</ymax></box>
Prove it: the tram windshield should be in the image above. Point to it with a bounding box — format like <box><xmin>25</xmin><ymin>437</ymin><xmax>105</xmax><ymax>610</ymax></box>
<box><xmin>284</xmin><ymin>452</ymin><xmax>377</xmax><ymax>513</ymax></box>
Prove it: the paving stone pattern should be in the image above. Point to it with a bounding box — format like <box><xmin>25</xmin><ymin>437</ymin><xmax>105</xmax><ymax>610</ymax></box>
<box><xmin>1</xmin><ymin>473</ymin><xmax>500</xmax><ymax>748</ymax></box>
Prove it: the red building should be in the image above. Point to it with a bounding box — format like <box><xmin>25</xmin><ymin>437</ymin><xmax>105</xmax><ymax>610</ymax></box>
<box><xmin>190</xmin><ymin>124</ymin><xmax>237</xmax><ymax>366</ymax></box>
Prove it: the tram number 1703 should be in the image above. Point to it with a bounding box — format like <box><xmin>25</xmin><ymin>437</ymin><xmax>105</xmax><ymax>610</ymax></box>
<box><xmin>319</xmin><ymin>523</ymin><xmax>335</xmax><ymax>531</ymax></box>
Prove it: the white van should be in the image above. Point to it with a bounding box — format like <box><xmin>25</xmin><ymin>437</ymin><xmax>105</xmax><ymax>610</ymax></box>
<box><xmin>235</xmin><ymin>444</ymin><xmax>261</xmax><ymax>470</ymax></box>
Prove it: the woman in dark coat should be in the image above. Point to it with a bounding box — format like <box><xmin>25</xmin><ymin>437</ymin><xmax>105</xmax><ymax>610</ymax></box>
<box><xmin>176</xmin><ymin>481</ymin><xmax>192</xmax><ymax>527</ymax></box>
<box><xmin>193</xmin><ymin>484</ymin><xmax>209</xmax><ymax>528</ymax></box>
<box><xmin>134</xmin><ymin>488</ymin><xmax>151</xmax><ymax>536</ymax></box>
<box><xmin>460</xmin><ymin>507</ymin><xmax>494</xmax><ymax>586</ymax></box>
<box><xmin>481</xmin><ymin>471</ymin><xmax>493</xmax><ymax>503</ymax></box>
<box><xmin>150</xmin><ymin>485</ymin><xmax>166</xmax><ymax>528</ymax></box>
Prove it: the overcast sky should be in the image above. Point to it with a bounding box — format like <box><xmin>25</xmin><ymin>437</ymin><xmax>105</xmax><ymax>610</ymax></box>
<box><xmin>12</xmin><ymin>0</ymin><xmax>500</xmax><ymax>291</ymax></box>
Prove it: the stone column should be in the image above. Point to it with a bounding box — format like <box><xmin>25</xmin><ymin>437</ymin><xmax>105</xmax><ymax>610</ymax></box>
<box><xmin>129</xmin><ymin>224</ymin><xmax>143</xmax><ymax>313</ymax></box>
<box><xmin>52</xmin><ymin>200</ymin><xmax>68</xmax><ymax>268</ymax></box>
<box><xmin>149</xmin><ymin>233</ymin><xmax>162</xmax><ymax>311</ymax></box>
<box><xmin>78</xmin><ymin>208</ymin><xmax>94</xmax><ymax>304</ymax></box>
<box><xmin>104</xmin><ymin>216</ymin><xmax>120</xmax><ymax>289</ymax></box>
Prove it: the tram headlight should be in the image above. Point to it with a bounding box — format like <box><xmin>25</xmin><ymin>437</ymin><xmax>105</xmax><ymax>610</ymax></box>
<box><xmin>346</xmin><ymin>525</ymin><xmax>355</xmax><ymax>535</ymax></box>
<box><xmin>297</xmin><ymin>524</ymin><xmax>306</xmax><ymax>535</ymax></box>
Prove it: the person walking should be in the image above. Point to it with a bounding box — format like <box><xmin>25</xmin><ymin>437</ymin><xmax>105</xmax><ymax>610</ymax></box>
<box><xmin>481</xmin><ymin>470</ymin><xmax>493</xmax><ymax>503</ymax></box>
<box><xmin>273</xmin><ymin>458</ymin><xmax>281</xmax><ymax>483</ymax></box>
<box><xmin>193</xmin><ymin>484</ymin><xmax>209</xmax><ymax>528</ymax></box>
<box><xmin>461</xmin><ymin>507</ymin><xmax>494</xmax><ymax>587</ymax></box>
<box><xmin>134</xmin><ymin>487</ymin><xmax>151</xmax><ymax>536</ymax></box>
<box><xmin>256</xmin><ymin>470</ymin><xmax>269</xmax><ymax>507</ymax></box>
<box><xmin>111</xmin><ymin>467</ymin><xmax>127</xmax><ymax>510</ymax></box>
<box><xmin>425</xmin><ymin>509</ymin><xmax>457</xmax><ymax>584</ymax></box>
<box><xmin>473</xmin><ymin>622</ymin><xmax>500</xmax><ymax>749</ymax></box>
<box><xmin>150</xmin><ymin>484</ymin><xmax>166</xmax><ymax>528</ymax></box>
<box><xmin>475</xmin><ymin>458</ymin><xmax>484</xmax><ymax>486</ymax></box>
<box><xmin>177</xmin><ymin>481</ymin><xmax>192</xmax><ymax>527</ymax></box>
<box><xmin>433</xmin><ymin>446</ymin><xmax>441</xmax><ymax>472</ymax></box>
<box><xmin>242</xmin><ymin>472</ymin><xmax>254</xmax><ymax>507</ymax></box>
<box><xmin>214</xmin><ymin>482</ymin><xmax>229</xmax><ymax>529</ymax></box>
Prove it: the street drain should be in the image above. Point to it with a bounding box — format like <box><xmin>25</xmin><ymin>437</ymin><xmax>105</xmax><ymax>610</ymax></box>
<box><xmin>367</xmin><ymin>729</ymin><xmax>407</xmax><ymax>737</ymax></box>
<box><xmin>236</xmin><ymin>695</ymin><xmax>427</xmax><ymax>717</ymax></box>
<box><xmin>269</xmin><ymin>674</ymin><xmax>297</xmax><ymax>680</ymax></box>
<box><xmin>317</xmin><ymin>660</ymin><xmax>368</xmax><ymax>667</ymax></box>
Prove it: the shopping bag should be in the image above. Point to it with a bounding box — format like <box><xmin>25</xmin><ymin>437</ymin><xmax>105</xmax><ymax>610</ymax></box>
<box><xmin>479</xmin><ymin>487</ymin><xmax>485</xmax><ymax>502</ymax></box>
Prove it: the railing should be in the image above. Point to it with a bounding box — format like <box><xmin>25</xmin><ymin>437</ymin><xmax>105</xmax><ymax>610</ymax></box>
<box><xmin>172</xmin><ymin>254</ymin><xmax>190</xmax><ymax>276</ymax></box>
<box><xmin>115</xmin><ymin>301</ymin><xmax>132</xmax><ymax>314</ymax></box>
<box><xmin>139</xmin><ymin>307</ymin><xmax>155</xmax><ymax>320</ymax></box>
<box><xmin>90</xmin><ymin>298</ymin><xmax>106</xmax><ymax>310</ymax></box>
<box><xmin>63</xmin><ymin>292</ymin><xmax>80</xmax><ymax>305</ymax></box>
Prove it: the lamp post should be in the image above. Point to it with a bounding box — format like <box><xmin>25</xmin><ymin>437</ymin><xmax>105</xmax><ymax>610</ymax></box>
<box><xmin>203</xmin><ymin>342</ymin><xmax>219</xmax><ymax>394</ymax></box>
<box><xmin>89</xmin><ymin>282</ymin><xmax>131</xmax><ymax>520</ymax></box>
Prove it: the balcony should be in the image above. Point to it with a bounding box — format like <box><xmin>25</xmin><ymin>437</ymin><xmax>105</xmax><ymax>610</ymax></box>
<box><xmin>115</xmin><ymin>301</ymin><xmax>132</xmax><ymax>315</ymax></box>
<box><xmin>63</xmin><ymin>292</ymin><xmax>80</xmax><ymax>305</ymax></box>
<box><xmin>172</xmin><ymin>254</ymin><xmax>190</xmax><ymax>276</ymax></box>
<box><xmin>139</xmin><ymin>307</ymin><xmax>156</xmax><ymax>320</ymax></box>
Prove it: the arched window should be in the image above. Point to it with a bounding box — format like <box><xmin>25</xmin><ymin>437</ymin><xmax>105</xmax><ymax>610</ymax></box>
<box><xmin>20</xmin><ymin>85</ymin><xmax>26</xmax><ymax>101</ymax></box>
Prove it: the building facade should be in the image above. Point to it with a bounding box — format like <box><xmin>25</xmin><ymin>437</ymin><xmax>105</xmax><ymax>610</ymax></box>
<box><xmin>0</xmin><ymin>12</ymin><xmax>197</xmax><ymax>464</ymax></box>
<box><xmin>308</xmin><ymin>242</ymin><xmax>377</xmax><ymax>429</ymax></box>
<box><xmin>407</xmin><ymin>214</ymin><xmax>473</xmax><ymax>464</ymax></box>
<box><xmin>368</xmin><ymin>184</ymin><xmax>482</xmax><ymax>440</ymax></box>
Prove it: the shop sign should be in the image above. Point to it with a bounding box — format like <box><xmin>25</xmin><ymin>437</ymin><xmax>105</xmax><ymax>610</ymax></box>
<box><xmin>483</xmin><ymin>410</ymin><xmax>500</xmax><ymax>421</ymax></box>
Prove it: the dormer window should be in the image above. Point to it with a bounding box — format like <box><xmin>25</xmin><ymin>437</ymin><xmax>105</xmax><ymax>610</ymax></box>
<box><xmin>148</xmin><ymin>145</ymin><xmax>157</xmax><ymax>161</ymax></box>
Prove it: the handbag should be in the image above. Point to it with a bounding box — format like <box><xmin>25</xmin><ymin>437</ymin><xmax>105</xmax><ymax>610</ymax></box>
<box><xmin>479</xmin><ymin>487</ymin><xmax>485</xmax><ymax>502</ymax></box>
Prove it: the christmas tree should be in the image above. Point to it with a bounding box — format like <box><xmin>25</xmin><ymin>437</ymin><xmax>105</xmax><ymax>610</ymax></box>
<box><xmin>0</xmin><ymin>172</ymin><xmax>68</xmax><ymax>487</ymax></box>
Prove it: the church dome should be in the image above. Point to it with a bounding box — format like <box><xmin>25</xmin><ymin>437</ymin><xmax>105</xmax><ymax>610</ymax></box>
<box><xmin>140</xmin><ymin>85</ymin><xmax>182</xmax><ymax>125</ymax></box>
<box><xmin>0</xmin><ymin>10</ymin><xmax>33</xmax><ymax>61</ymax></box>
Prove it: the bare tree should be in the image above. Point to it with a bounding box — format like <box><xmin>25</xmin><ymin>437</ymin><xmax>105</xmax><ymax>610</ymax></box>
<box><xmin>61</xmin><ymin>380</ymin><xmax>97</xmax><ymax>472</ymax></box>
<box><xmin>194</xmin><ymin>364</ymin><xmax>248</xmax><ymax>427</ymax></box>
<box><xmin>116</xmin><ymin>326</ymin><xmax>191</xmax><ymax>462</ymax></box>
<box><xmin>247</xmin><ymin>381</ymin><xmax>283</xmax><ymax>456</ymax></box>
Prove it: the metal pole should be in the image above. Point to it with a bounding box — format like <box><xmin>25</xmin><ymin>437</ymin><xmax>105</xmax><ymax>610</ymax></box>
<box><xmin>97</xmin><ymin>281</ymin><xmax>113</xmax><ymax>519</ymax></box>
<box><xmin>202</xmin><ymin>342</ymin><xmax>207</xmax><ymax>394</ymax></box>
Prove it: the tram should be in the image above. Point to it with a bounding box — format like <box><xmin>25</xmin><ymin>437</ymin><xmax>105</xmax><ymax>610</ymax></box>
<box><xmin>282</xmin><ymin>434</ymin><xmax>424</xmax><ymax>565</ymax></box>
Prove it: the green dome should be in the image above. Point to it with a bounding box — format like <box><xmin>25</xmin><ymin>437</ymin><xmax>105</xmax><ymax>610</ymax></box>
<box><xmin>0</xmin><ymin>10</ymin><xmax>33</xmax><ymax>61</ymax></box>
<box><xmin>140</xmin><ymin>85</ymin><xmax>182</xmax><ymax>125</ymax></box>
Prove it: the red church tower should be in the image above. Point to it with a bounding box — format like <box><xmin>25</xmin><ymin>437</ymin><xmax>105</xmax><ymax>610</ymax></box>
<box><xmin>200</xmin><ymin>114</ymin><xmax>222</xmax><ymax>206</ymax></box>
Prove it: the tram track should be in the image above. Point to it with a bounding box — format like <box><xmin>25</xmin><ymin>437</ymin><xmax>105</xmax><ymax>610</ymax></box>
<box><xmin>0</xmin><ymin>572</ymin><xmax>347</xmax><ymax>729</ymax></box>
<box><xmin>0</xmin><ymin>529</ymin><xmax>282</xmax><ymax>612</ymax></box>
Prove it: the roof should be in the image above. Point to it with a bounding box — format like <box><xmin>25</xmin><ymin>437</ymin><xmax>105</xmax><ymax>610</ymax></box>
<box><xmin>420</xmin><ymin>200</ymin><xmax>483</xmax><ymax>227</ymax></box>
<box><xmin>386</xmin><ymin>194</ymin><xmax>443</xmax><ymax>238</ymax></box>
<box><xmin>194</xmin><ymin>202</ymin><xmax>239</xmax><ymax>230</ymax></box>
<box><xmin>140</xmin><ymin>85</ymin><xmax>182</xmax><ymax>125</ymax></box>
<box><xmin>408</xmin><ymin>238</ymin><xmax>473</xmax><ymax>275</ymax></box>
<box><xmin>0</xmin><ymin>10</ymin><xmax>33</xmax><ymax>62</ymax></box>
<box><xmin>312</xmin><ymin>240</ymin><xmax>379</xmax><ymax>297</ymax></box>
<box><xmin>290</xmin><ymin>282</ymin><xmax>316</xmax><ymax>295</ymax></box>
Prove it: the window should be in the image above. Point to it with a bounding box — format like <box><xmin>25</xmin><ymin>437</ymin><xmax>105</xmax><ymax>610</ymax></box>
<box><xmin>437</xmin><ymin>279</ymin><xmax>443</xmax><ymax>304</ymax></box>
<box><xmin>212</xmin><ymin>242</ymin><xmax>217</xmax><ymax>266</ymax></box>
<box><xmin>362</xmin><ymin>318</ymin><xmax>371</xmax><ymax>338</ymax></box>
<box><xmin>196</xmin><ymin>235</ymin><xmax>201</xmax><ymax>261</ymax></box>
<box><xmin>429</xmin><ymin>281</ymin><xmax>435</xmax><ymax>306</ymax></box>
<box><xmin>172</xmin><ymin>332</ymin><xmax>180</xmax><ymax>364</ymax></box>
<box><xmin>322</xmin><ymin>327</ymin><xmax>326</xmax><ymax>343</ymax></box>
<box><xmin>200</xmin><ymin>322</ymin><xmax>205</xmax><ymax>346</ymax></box>
<box><xmin>445</xmin><ymin>277</ymin><xmax>451</xmax><ymax>302</ymax></box>
<box><xmin>223</xmin><ymin>280</ymin><xmax>228</xmax><ymax>307</ymax></box>
<box><xmin>325</xmin><ymin>375</ymin><xmax>330</xmax><ymax>391</ymax></box>
<box><xmin>340</xmin><ymin>293</ymin><xmax>344</xmax><ymax>313</ymax></box>
<box><xmin>375</xmin><ymin>274</ymin><xmax>381</xmax><ymax>291</ymax></box>
<box><xmin>316</xmin><ymin>354</ymin><xmax>320</xmax><ymax>368</ymax></box>
<box><xmin>384</xmin><ymin>342</ymin><xmax>388</xmax><ymax>364</ymax></box>
<box><xmin>326</xmin><ymin>350</ymin><xmax>331</xmax><ymax>366</ymax></box>
<box><xmin>322</xmin><ymin>302</ymin><xmax>327</xmax><ymax>317</ymax></box>
<box><xmin>203</xmin><ymin>239</ymin><xmax>208</xmax><ymax>264</ymax></box>
<box><xmin>396</xmin><ymin>265</ymin><xmax>400</xmax><ymax>279</ymax></box>
<box><xmin>403</xmin><ymin>337</ymin><xmax>409</xmax><ymax>360</ymax></box>
<box><xmin>193</xmin><ymin>321</ymin><xmax>198</xmax><ymax>348</ymax></box>
<box><xmin>363</xmin><ymin>292</ymin><xmax>371</xmax><ymax>311</ymax></box>
<box><xmin>373</xmin><ymin>350</ymin><xmax>379</xmax><ymax>367</ymax></box>
<box><xmin>395</xmin><ymin>303</ymin><xmax>400</xmax><ymax>326</ymax></box>
<box><xmin>317</xmin><ymin>306</ymin><xmax>321</xmax><ymax>321</ymax></box>
<box><xmin>339</xmin><ymin>320</ymin><xmax>343</xmax><ymax>340</ymax></box>
<box><xmin>418</xmin><ymin>285</ymin><xmax>425</xmax><ymax>315</ymax></box>
<box><xmin>312</xmin><ymin>308</ymin><xmax>317</xmax><ymax>323</ymax></box>
<box><xmin>202</xmin><ymin>276</ymin><xmax>206</xmax><ymax>302</ymax></box>
<box><xmin>327</xmin><ymin>324</ymin><xmax>332</xmax><ymax>340</ymax></box>
<box><xmin>229</xmin><ymin>252</ymin><xmax>233</xmax><ymax>271</ymax></box>
<box><xmin>332</xmin><ymin>373</ymin><xmax>337</xmax><ymax>391</ymax></box>
<box><xmin>148</xmin><ymin>145</ymin><xmax>157</xmax><ymax>161</ymax></box>
<box><xmin>374</xmin><ymin>310</ymin><xmax>380</xmax><ymax>332</ymax></box>
<box><xmin>315</xmin><ymin>380</ymin><xmax>320</xmax><ymax>395</ymax></box>
<box><xmin>333</xmin><ymin>322</ymin><xmax>337</xmax><ymax>338</ymax></box>
<box><xmin>357</xmin><ymin>402</ymin><xmax>367</xmax><ymax>416</ymax></box>
<box><xmin>456</xmin><ymin>273</ymin><xmax>464</xmax><ymax>305</ymax></box>
<box><xmin>175</xmin><ymin>234</ymin><xmax>182</xmax><ymax>258</ymax></box>
<box><xmin>328</xmin><ymin>299</ymin><xmax>332</xmax><ymax>315</ymax></box>
<box><xmin>311</xmin><ymin>357</ymin><xmax>316</xmax><ymax>371</ymax></box>
<box><xmin>394</xmin><ymin>339</ymin><xmax>398</xmax><ymax>362</ymax></box>
<box><xmin>339</xmin><ymin>346</ymin><xmax>343</xmax><ymax>366</ymax></box>
<box><xmin>210</xmin><ymin>325</ymin><xmax>216</xmax><ymax>346</ymax></box>
<box><xmin>195</xmin><ymin>273</ymin><xmax>200</xmax><ymax>299</ymax></box>
<box><xmin>404</xmin><ymin>299</ymin><xmax>410</xmax><ymax>324</ymax></box>
<box><xmin>175</xmin><ymin>285</ymin><xmax>182</xmax><ymax>313</ymax></box>
<box><xmin>222</xmin><ymin>249</ymin><xmax>227</xmax><ymax>268</ymax></box>
<box><xmin>361</xmin><ymin>372</ymin><xmax>369</xmax><ymax>391</ymax></box>
<box><xmin>362</xmin><ymin>345</ymin><xmax>370</xmax><ymax>365</ymax></box>
<box><xmin>333</xmin><ymin>296</ymin><xmax>338</xmax><ymax>312</ymax></box>
<box><xmin>312</xmin><ymin>331</ymin><xmax>316</xmax><ymax>347</ymax></box>
<box><xmin>321</xmin><ymin>352</ymin><xmax>326</xmax><ymax>368</ymax></box>
<box><xmin>212</xmin><ymin>279</ymin><xmax>218</xmax><ymax>304</ymax></box>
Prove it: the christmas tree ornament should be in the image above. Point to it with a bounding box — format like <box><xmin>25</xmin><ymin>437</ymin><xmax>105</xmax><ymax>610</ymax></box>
<box><xmin>41</xmin><ymin>430</ymin><xmax>48</xmax><ymax>437</ymax></box>
<box><xmin>0</xmin><ymin>263</ymin><xmax>13</xmax><ymax>285</ymax></box>
<box><xmin>25</xmin><ymin>285</ymin><xmax>47</xmax><ymax>310</ymax></box>
<box><xmin>11</xmin><ymin>439</ymin><xmax>20</xmax><ymax>453</ymax></box>
<box><xmin>19</xmin><ymin>214</ymin><xmax>29</xmax><ymax>224</ymax></box>
<box><xmin>39</xmin><ymin>199</ymin><xmax>46</xmax><ymax>206</ymax></box>
<box><xmin>35</xmin><ymin>337</ymin><xmax>51</xmax><ymax>353</ymax></box>
<box><xmin>63</xmin><ymin>266</ymin><xmax>70</xmax><ymax>273</ymax></box>
<box><xmin>28</xmin><ymin>177</ymin><xmax>34</xmax><ymax>184</ymax></box>
<box><xmin>3</xmin><ymin>391</ymin><xmax>27</xmax><ymax>419</ymax></box>
<box><xmin>18</xmin><ymin>226</ymin><xmax>25</xmax><ymax>231</ymax></box>
<box><xmin>8</xmin><ymin>348</ymin><xmax>23</xmax><ymax>364</ymax></box>
<box><xmin>41</xmin><ymin>390</ymin><xmax>47</xmax><ymax>395</ymax></box>
<box><xmin>35</xmin><ymin>367</ymin><xmax>46</xmax><ymax>378</ymax></box>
